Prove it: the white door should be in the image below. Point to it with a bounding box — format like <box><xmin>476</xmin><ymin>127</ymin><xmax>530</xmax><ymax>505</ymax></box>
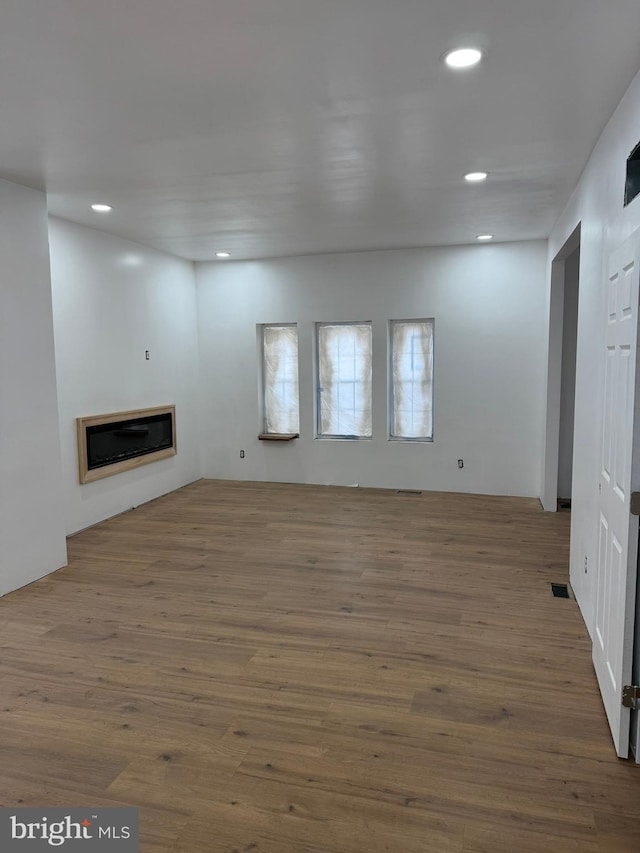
<box><xmin>594</xmin><ymin>228</ymin><xmax>640</xmax><ymax>759</ymax></box>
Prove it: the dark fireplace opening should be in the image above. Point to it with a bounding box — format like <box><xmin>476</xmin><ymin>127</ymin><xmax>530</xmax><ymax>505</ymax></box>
<box><xmin>86</xmin><ymin>412</ymin><xmax>173</xmax><ymax>471</ymax></box>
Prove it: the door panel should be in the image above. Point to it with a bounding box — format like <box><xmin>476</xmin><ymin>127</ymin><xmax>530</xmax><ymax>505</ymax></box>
<box><xmin>594</xmin><ymin>231</ymin><xmax>640</xmax><ymax>759</ymax></box>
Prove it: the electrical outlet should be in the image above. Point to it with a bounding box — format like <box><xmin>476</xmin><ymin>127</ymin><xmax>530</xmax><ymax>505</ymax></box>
<box><xmin>458</xmin><ymin>459</ymin><xmax>464</xmax><ymax>469</ymax></box>
<box><xmin>240</xmin><ymin>450</ymin><xmax>245</xmax><ymax>459</ymax></box>
<box><xmin>145</xmin><ymin>350</ymin><xmax>150</xmax><ymax>360</ymax></box>
<box><xmin>584</xmin><ymin>555</ymin><xmax>588</xmax><ymax>574</ymax></box>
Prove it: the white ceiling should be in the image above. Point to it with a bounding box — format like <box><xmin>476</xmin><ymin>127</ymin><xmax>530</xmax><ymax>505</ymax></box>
<box><xmin>1</xmin><ymin>1</ymin><xmax>640</xmax><ymax>261</ymax></box>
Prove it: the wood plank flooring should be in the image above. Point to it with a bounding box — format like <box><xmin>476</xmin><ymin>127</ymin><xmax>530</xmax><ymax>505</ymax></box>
<box><xmin>0</xmin><ymin>479</ymin><xmax>638</xmax><ymax>852</ymax></box>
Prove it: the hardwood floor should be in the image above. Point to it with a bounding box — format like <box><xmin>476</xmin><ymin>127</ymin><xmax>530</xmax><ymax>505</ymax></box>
<box><xmin>0</xmin><ymin>479</ymin><xmax>638</xmax><ymax>852</ymax></box>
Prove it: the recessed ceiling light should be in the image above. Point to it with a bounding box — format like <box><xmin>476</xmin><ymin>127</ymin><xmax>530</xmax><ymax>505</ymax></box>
<box><xmin>215</xmin><ymin>252</ymin><xmax>231</xmax><ymax>259</ymax></box>
<box><xmin>444</xmin><ymin>47</ymin><xmax>483</xmax><ymax>69</ymax></box>
<box><xmin>477</xmin><ymin>234</ymin><xmax>494</xmax><ymax>241</ymax></box>
<box><xmin>121</xmin><ymin>253</ymin><xmax>143</xmax><ymax>268</ymax></box>
<box><xmin>90</xmin><ymin>203</ymin><xmax>113</xmax><ymax>213</ymax></box>
<box><xmin>465</xmin><ymin>171</ymin><xmax>488</xmax><ymax>183</ymax></box>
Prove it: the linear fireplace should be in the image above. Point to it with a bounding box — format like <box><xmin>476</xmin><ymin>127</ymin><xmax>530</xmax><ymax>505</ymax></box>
<box><xmin>77</xmin><ymin>405</ymin><xmax>176</xmax><ymax>483</ymax></box>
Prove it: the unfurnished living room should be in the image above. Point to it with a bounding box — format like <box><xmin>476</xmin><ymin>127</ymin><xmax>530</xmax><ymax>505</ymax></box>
<box><xmin>2</xmin><ymin>2</ymin><xmax>640</xmax><ymax>852</ymax></box>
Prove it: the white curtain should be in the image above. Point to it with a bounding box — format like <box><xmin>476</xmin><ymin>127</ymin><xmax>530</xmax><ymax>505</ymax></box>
<box><xmin>391</xmin><ymin>320</ymin><xmax>433</xmax><ymax>438</ymax></box>
<box><xmin>318</xmin><ymin>324</ymin><xmax>372</xmax><ymax>437</ymax></box>
<box><xmin>263</xmin><ymin>325</ymin><xmax>300</xmax><ymax>433</ymax></box>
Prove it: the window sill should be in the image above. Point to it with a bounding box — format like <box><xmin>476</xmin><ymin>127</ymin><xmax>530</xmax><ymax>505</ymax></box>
<box><xmin>314</xmin><ymin>436</ymin><xmax>373</xmax><ymax>441</ymax></box>
<box><xmin>258</xmin><ymin>433</ymin><xmax>299</xmax><ymax>441</ymax></box>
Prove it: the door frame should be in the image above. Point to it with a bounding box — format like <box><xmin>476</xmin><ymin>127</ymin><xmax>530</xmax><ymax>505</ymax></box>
<box><xmin>633</xmin><ymin>552</ymin><xmax>640</xmax><ymax>760</ymax></box>
<box><xmin>541</xmin><ymin>224</ymin><xmax>582</xmax><ymax>511</ymax></box>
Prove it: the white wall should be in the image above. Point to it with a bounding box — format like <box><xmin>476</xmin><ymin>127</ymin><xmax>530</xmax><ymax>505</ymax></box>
<box><xmin>557</xmin><ymin>247</ymin><xmax>579</xmax><ymax>499</ymax></box>
<box><xmin>546</xmin><ymin>67</ymin><xmax>640</xmax><ymax>635</ymax></box>
<box><xmin>196</xmin><ymin>241</ymin><xmax>548</xmax><ymax>496</ymax></box>
<box><xmin>0</xmin><ymin>180</ymin><xmax>67</xmax><ymax>596</ymax></box>
<box><xmin>49</xmin><ymin>218</ymin><xmax>201</xmax><ymax>535</ymax></box>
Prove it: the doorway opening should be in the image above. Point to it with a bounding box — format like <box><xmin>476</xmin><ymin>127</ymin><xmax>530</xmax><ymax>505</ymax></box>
<box><xmin>557</xmin><ymin>244</ymin><xmax>580</xmax><ymax>509</ymax></box>
<box><xmin>541</xmin><ymin>224</ymin><xmax>581</xmax><ymax>512</ymax></box>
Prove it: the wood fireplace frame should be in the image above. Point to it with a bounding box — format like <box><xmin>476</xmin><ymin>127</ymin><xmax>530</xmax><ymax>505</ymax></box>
<box><xmin>76</xmin><ymin>405</ymin><xmax>176</xmax><ymax>484</ymax></box>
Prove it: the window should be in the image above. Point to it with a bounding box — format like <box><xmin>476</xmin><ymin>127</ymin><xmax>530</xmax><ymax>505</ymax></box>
<box><xmin>317</xmin><ymin>322</ymin><xmax>372</xmax><ymax>438</ymax></box>
<box><xmin>390</xmin><ymin>319</ymin><xmax>434</xmax><ymax>440</ymax></box>
<box><xmin>261</xmin><ymin>324</ymin><xmax>300</xmax><ymax>434</ymax></box>
<box><xmin>624</xmin><ymin>140</ymin><xmax>640</xmax><ymax>207</ymax></box>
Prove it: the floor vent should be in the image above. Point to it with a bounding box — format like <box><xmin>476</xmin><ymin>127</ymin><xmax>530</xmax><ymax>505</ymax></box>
<box><xmin>396</xmin><ymin>490</ymin><xmax>422</xmax><ymax>496</ymax></box>
<box><xmin>551</xmin><ymin>583</ymin><xmax>570</xmax><ymax>599</ymax></box>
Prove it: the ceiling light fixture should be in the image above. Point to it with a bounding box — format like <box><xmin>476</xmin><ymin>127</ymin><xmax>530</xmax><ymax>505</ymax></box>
<box><xmin>90</xmin><ymin>203</ymin><xmax>113</xmax><ymax>213</ymax></box>
<box><xmin>477</xmin><ymin>234</ymin><xmax>494</xmax><ymax>241</ymax></box>
<box><xmin>465</xmin><ymin>171</ymin><xmax>488</xmax><ymax>183</ymax></box>
<box><xmin>444</xmin><ymin>47</ymin><xmax>483</xmax><ymax>69</ymax></box>
<box><xmin>215</xmin><ymin>252</ymin><xmax>231</xmax><ymax>258</ymax></box>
